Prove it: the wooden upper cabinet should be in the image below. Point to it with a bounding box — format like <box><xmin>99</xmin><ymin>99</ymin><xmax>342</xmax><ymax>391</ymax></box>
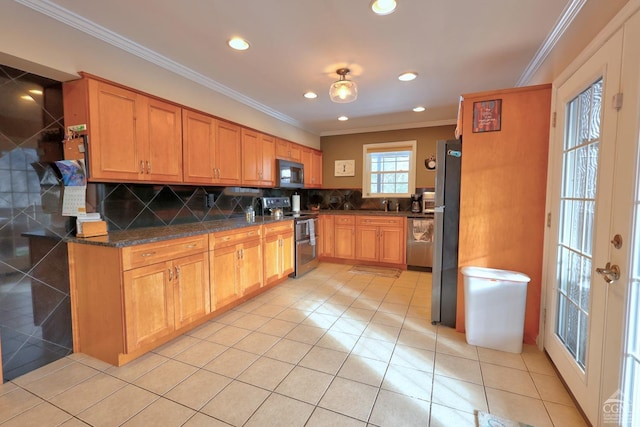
<box><xmin>145</xmin><ymin>98</ymin><xmax>183</xmax><ymax>182</ymax></box>
<box><xmin>216</xmin><ymin>120</ymin><xmax>242</xmax><ymax>185</ymax></box>
<box><xmin>182</xmin><ymin>109</ymin><xmax>216</xmax><ymax>184</ymax></box>
<box><xmin>241</xmin><ymin>129</ymin><xmax>275</xmax><ymax>187</ymax></box>
<box><xmin>182</xmin><ymin>111</ymin><xmax>242</xmax><ymax>185</ymax></box>
<box><xmin>62</xmin><ymin>74</ymin><xmax>306</xmax><ymax>187</ymax></box>
<box><xmin>260</xmin><ymin>134</ymin><xmax>276</xmax><ymax>186</ymax></box>
<box><xmin>276</xmin><ymin>138</ymin><xmax>302</xmax><ymax>162</ymax></box>
<box><xmin>63</xmin><ymin>77</ymin><xmax>182</xmax><ymax>183</ymax></box>
<box><xmin>302</xmin><ymin>147</ymin><xmax>323</xmax><ymax>188</ymax></box>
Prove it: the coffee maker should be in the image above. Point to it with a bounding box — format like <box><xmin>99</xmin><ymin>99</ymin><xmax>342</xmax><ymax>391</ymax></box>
<box><xmin>410</xmin><ymin>194</ymin><xmax>422</xmax><ymax>213</ymax></box>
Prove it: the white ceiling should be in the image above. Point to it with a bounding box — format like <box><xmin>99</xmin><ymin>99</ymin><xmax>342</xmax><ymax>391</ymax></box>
<box><xmin>16</xmin><ymin>0</ymin><xmax>574</xmax><ymax>136</ymax></box>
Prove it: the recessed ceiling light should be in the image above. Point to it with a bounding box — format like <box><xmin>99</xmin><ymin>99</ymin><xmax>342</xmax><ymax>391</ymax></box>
<box><xmin>20</xmin><ymin>95</ymin><xmax>35</xmax><ymax>102</ymax></box>
<box><xmin>228</xmin><ymin>37</ymin><xmax>249</xmax><ymax>51</ymax></box>
<box><xmin>28</xmin><ymin>89</ymin><xmax>43</xmax><ymax>95</ymax></box>
<box><xmin>370</xmin><ymin>0</ymin><xmax>397</xmax><ymax>15</ymax></box>
<box><xmin>413</xmin><ymin>106</ymin><xmax>426</xmax><ymax>112</ymax></box>
<box><xmin>338</xmin><ymin>116</ymin><xmax>349</xmax><ymax>121</ymax></box>
<box><xmin>303</xmin><ymin>91</ymin><xmax>318</xmax><ymax>99</ymax></box>
<box><xmin>398</xmin><ymin>72</ymin><xmax>417</xmax><ymax>82</ymax></box>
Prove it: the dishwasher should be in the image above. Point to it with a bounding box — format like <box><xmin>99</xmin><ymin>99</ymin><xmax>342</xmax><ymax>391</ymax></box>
<box><xmin>406</xmin><ymin>216</ymin><xmax>434</xmax><ymax>270</ymax></box>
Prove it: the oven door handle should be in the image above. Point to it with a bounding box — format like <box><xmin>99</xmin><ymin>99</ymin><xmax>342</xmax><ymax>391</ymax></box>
<box><xmin>296</xmin><ymin>238</ymin><xmax>311</xmax><ymax>245</ymax></box>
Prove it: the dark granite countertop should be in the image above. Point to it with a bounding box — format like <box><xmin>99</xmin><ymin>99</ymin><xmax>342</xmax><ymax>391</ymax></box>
<box><xmin>309</xmin><ymin>210</ymin><xmax>433</xmax><ymax>218</ymax></box>
<box><xmin>65</xmin><ymin>216</ymin><xmax>294</xmax><ymax>248</ymax></box>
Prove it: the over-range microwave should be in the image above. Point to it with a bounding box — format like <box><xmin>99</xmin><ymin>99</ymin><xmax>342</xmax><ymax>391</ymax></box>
<box><xmin>276</xmin><ymin>159</ymin><xmax>304</xmax><ymax>189</ymax></box>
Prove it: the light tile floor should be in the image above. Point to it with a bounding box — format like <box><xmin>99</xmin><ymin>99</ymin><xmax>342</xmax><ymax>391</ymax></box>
<box><xmin>0</xmin><ymin>263</ymin><xmax>589</xmax><ymax>426</ymax></box>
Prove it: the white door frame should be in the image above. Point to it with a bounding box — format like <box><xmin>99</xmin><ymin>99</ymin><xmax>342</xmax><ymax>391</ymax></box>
<box><xmin>539</xmin><ymin>0</ymin><xmax>640</xmax><ymax>353</ymax></box>
<box><xmin>539</xmin><ymin>2</ymin><xmax>640</xmax><ymax>425</ymax></box>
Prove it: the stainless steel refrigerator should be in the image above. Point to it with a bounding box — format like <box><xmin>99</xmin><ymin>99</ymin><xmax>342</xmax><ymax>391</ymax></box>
<box><xmin>431</xmin><ymin>139</ymin><xmax>462</xmax><ymax>327</ymax></box>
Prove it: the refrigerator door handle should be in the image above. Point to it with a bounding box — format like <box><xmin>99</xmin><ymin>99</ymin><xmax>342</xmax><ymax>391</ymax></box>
<box><xmin>434</xmin><ymin>206</ymin><xmax>445</xmax><ymax>213</ymax></box>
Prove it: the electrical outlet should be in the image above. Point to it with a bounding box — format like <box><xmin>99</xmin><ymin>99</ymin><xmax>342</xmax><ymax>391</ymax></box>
<box><xmin>205</xmin><ymin>193</ymin><xmax>215</xmax><ymax>208</ymax></box>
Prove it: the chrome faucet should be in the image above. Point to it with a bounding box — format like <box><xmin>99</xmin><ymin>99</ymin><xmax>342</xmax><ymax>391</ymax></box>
<box><xmin>382</xmin><ymin>200</ymin><xmax>389</xmax><ymax>212</ymax></box>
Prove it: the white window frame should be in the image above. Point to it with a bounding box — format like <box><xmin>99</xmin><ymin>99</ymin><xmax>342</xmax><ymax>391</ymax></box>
<box><xmin>362</xmin><ymin>140</ymin><xmax>416</xmax><ymax>198</ymax></box>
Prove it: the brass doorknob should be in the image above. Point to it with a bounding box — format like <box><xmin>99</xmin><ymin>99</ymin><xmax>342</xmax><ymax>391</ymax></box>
<box><xmin>595</xmin><ymin>262</ymin><xmax>620</xmax><ymax>284</ymax></box>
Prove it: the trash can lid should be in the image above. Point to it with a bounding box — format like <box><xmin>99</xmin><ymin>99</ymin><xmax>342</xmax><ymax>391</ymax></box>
<box><xmin>460</xmin><ymin>266</ymin><xmax>530</xmax><ymax>283</ymax></box>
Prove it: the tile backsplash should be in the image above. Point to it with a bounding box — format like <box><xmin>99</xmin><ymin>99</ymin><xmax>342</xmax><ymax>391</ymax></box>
<box><xmin>95</xmin><ymin>184</ymin><xmax>435</xmax><ymax>232</ymax></box>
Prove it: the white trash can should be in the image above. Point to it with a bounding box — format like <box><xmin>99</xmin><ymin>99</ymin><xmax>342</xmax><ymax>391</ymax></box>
<box><xmin>461</xmin><ymin>266</ymin><xmax>530</xmax><ymax>353</ymax></box>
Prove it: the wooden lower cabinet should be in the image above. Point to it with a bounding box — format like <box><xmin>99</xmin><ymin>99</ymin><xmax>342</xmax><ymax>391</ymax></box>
<box><xmin>318</xmin><ymin>215</ymin><xmax>334</xmax><ymax>257</ymax></box>
<box><xmin>263</xmin><ymin>221</ymin><xmax>294</xmax><ymax>285</ymax></box>
<box><xmin>69</xmin><ymin>235</ymin><xmax>210</xmax><ymax>366</ymax></box>
<box><xmin>69</xmin><ymin>222</ymin><xmax>297</xmax><ymax>367</ymax></box>
<box><xmin>123</xmin><ymin>261</ymin><xmax>175</xmax><ymax>352</ymax></box>
<box><xmin>209</xmin><ymin>225</ymin><xmax>263</xmax><ymax>309</ymax></box>
<box><xmin>334</xmin><ymin>215</ymin><xmax>356</xmax><ymax>260</ymax></box>
<box><xmin>356</xmin><ymin>216</ymin><xmax>406</xmax><ymax>264</ymax></box>
<box><xmin>320</xmin><ymin>214</ymin><xmax>406</xmax><ymax>267</ymax></box>
<box><xmin>355</xmin><ymin>216</ymin><xmax>406</xmax><ymax>265</ymax></box>
<box><xmin>123</xmin><ymin>252</ymin><xmax>209</xmax><ymax>351</ymax></box>
<box><xmin>173</xmin><ymin>253</ymin><xmax>211</xmax><ymax>328</ymax></box>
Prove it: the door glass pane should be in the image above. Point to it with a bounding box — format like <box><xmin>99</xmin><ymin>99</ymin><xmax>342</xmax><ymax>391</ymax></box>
<box><xmin>555</xmin><ymin>78</ymin><xmax>603</xmax><ymax>370</ymax></box>
<box><xmin>621</xmin><ymin>143</ymin><xmax>640</xmax><ymax>426</ymax></box>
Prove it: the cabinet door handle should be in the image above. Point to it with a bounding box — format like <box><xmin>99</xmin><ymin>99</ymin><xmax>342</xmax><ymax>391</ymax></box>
<box><xmin>185</xmin><ymin>244</ymin><xmax>197</xmax><ymax>248</ymax></box>
<box><xmin>146</xmin><ymin>160</ymin><xmax>151</xmax><ymax>174</ymax></box>
<box><xmin>140</xmin><ymin>252</ymin><xmax>156</xmax><ymax>257</ymax></box>
<box><xmin>168</xmin><ymin>268</ymin><xmax>173</xmax><ymax>281</ymax></box>
<box><xmin>175</xmin><ymin>266</ymin><xmax>180</xmax><ymax>279</ymax></box>
<box><xmin>140</xmin><ymin>160</ymin><xmax>144</xmax><ymax>174</ymax></box>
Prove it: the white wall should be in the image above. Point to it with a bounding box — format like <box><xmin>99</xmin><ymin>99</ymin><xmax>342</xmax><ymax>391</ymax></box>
<box><xmin>0</xmin><ymin>1</ymin><xmax>320</xmax><ymax>149</ymax></box>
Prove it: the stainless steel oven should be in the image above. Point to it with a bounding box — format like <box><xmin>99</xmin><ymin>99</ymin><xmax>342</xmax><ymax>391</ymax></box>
<box><xmin>292</xmin><ymin>216</ymin><xmax>319</xmax><ymax>278</ymax></box>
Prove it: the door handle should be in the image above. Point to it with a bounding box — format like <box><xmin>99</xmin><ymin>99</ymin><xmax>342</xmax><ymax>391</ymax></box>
<box><xmin>595</xmin><ymin>262</ymin><xmax>620</xmax><ymax>284</ymax></box>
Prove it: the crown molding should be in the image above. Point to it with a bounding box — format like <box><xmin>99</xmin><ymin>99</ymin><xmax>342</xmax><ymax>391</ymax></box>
<box><xmin>15</xmin><ymin>0</ymin><xmax>308</xmax><ymax>131</ymax></box>
<box><xmin>320</xmin><ymin>118</ymin><xmax>457</xmax><ymax>137</ymax></box>
<box><xmin>516</xmin><ymin>0</ymin><xmax>587</xmax><ymax>86</ymax></box>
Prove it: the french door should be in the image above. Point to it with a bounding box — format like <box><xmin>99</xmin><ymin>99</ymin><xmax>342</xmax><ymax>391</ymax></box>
<box><xmin>544</xmin><ymin>29</ymin><xmax>623</xmax><ymax>425</ymax></box>
<box><xmin>618</xmin><ymin>9</ymin><xmax>640</xmax><ymax>427</ymax></box>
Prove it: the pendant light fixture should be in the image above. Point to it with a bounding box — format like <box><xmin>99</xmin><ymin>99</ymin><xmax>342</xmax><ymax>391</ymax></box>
<box><xmin>329</xmin><ymin>68</ymin><xmax>358</xmax><ymax>103</ymax></box>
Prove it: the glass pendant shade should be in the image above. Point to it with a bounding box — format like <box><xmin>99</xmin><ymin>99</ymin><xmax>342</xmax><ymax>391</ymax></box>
<box><xmin>330</xmin><ymin>68</ymin><xmax>358</xmax><ymax>103</ymax></box>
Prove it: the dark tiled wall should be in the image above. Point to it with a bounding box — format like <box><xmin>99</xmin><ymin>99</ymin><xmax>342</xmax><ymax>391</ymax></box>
<box><xmin>0</xmin><ymin>65</ymin><xmax>73</xmax><ymax>381</ymax></box>
<box><xmin>96</xmin><ymin>185</ymin><xmax>435</xmax><ymax>231</ymax></box>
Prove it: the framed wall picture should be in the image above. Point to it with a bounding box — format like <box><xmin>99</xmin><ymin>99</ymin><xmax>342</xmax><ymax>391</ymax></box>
<box><xmin>472</xmin><ymin>99</ymin><xmax>502</xmax><ymax>133</ymax></box>
<box><xmin>334</xmin><ymin>160</ymin><xmax>355</xmax><ymax>176</ymax></box>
